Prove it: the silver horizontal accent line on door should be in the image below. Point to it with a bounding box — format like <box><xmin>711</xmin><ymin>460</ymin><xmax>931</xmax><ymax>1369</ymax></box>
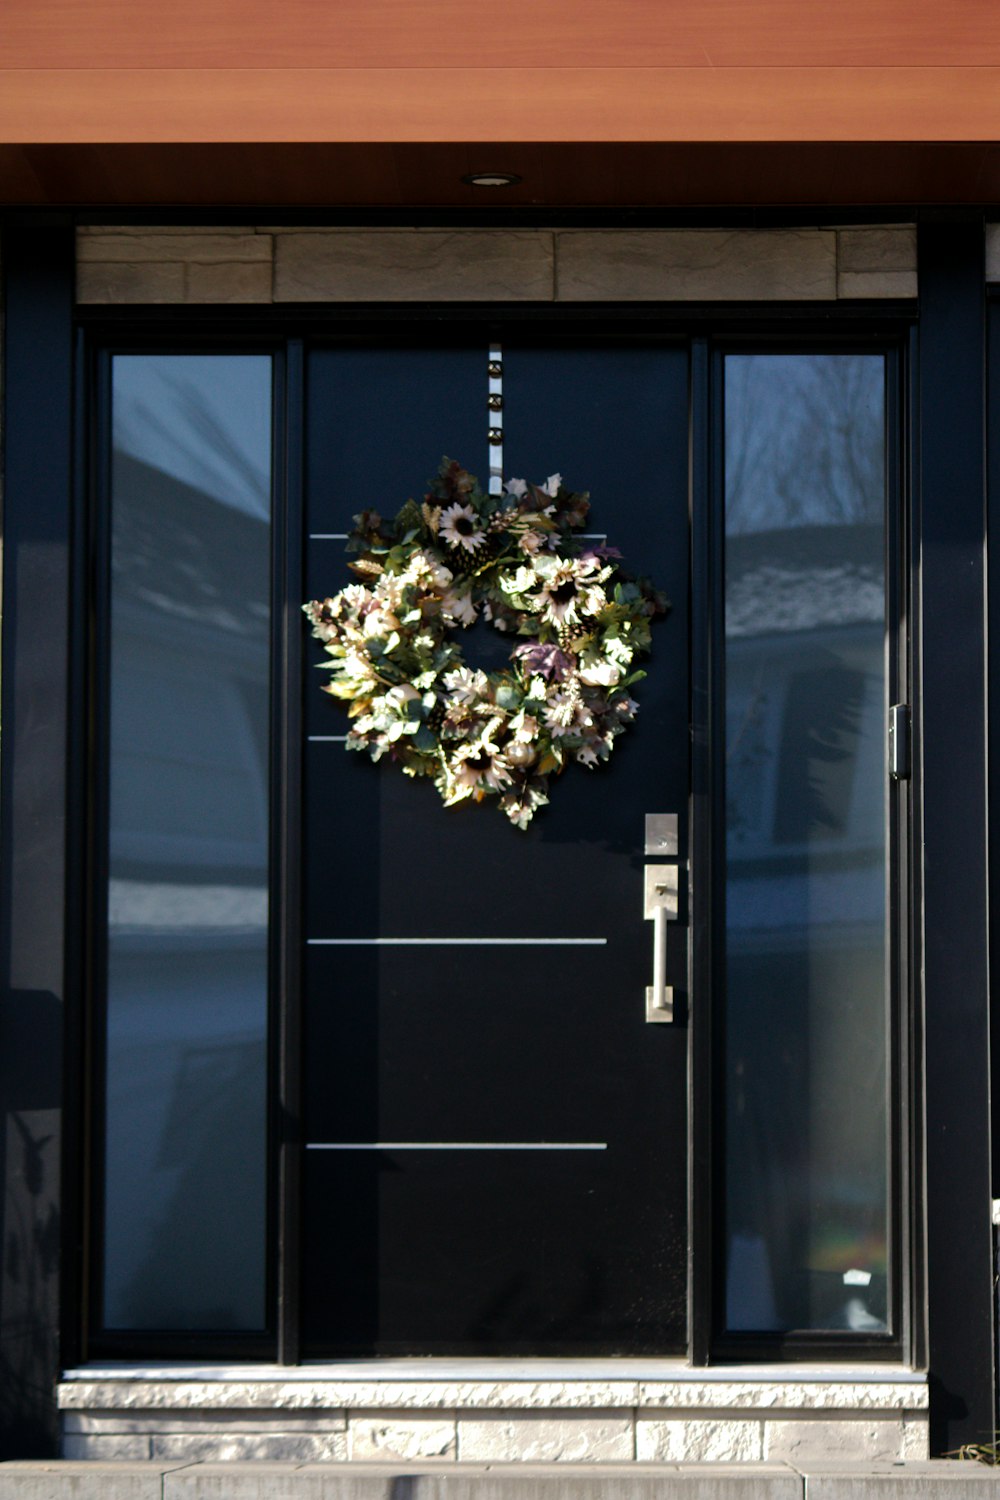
<box><xmin>307</xmin><ymin>937</ymin><xmax>608</xmax><ymax>946</ymax></box>
<box><xmin>308</xmin><ymin>735</ymin><xmax>348</xmax><ymax>742</ymax></box>
<box><xmin>306</xmin><ymin>1142</ymin><xmax>608</xmax><ymax>1151</ymax></box>
<box><xmin>308</xmin><ymin>532</ymin><xmax>349</xmax><ymax>540</ymax></box>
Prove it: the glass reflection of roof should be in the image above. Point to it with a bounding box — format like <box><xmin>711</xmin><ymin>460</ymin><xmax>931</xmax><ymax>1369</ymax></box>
<box><xmin>112</xmin><ymin>451</ymin><xmax>269</xmax><ymax>638</ymax></box>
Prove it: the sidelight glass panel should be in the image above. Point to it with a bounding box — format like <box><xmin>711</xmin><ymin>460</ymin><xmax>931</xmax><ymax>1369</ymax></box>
<box><xmin>103</xmin><ymin>355</ymin><xmax>272</xmax><ymax>1330</ymax></box>
<box><xmin>723</xmin><ymin>353</ymin><xmax>889</xmax><ymax>1334</ymax></box>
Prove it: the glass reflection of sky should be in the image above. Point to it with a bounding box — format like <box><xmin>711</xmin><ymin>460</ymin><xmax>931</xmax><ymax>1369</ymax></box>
<box><xmin>113</xmin><ymin>354</ymin><xmax>271</xmax><ymax>521</ymax></box>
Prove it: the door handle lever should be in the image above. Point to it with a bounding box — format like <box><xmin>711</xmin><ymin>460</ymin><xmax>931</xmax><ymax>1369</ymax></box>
<box><xmin>644</xmin><ymin>863</ymin><xmax>680</xmax><ymax>1023</ymax></box>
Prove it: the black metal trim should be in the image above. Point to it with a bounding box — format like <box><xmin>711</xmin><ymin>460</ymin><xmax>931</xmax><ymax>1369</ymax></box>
<box><xmin>60</xmin><ymin>326</ymin><xmax>91</xmax><ymax>1373</ymax></box>
<box><xmin>85</xmin><ymin>345</ymin><xmax>113</xmax><ymax>1348</ymax></box>
<box><xmin>688</xmin><ymin>336</ymin><xmax>714</xmax><ymax>1367</ymax></box>
<box><xmin>885</xmin><ymin>344</ymin><xmax>911</xmax><ymax>1368</ymax></box>
<box><xmin>0</xmin><ymin>223</ymin><xmax>75</xmax><ymax>1457</ymax></box>
<box><xmin>277</xmin><ymin>339</ymin><xmax>305</xmax><ymax>1366</ymax></box>
<box><xmin>73</xmin><ymin>301</ymin><xmax>919</xmax><ymax>334</ymax></box>
<box><xmin>0</xmin><ymin>207</ymin><xmax>936</xmax><ymax>233</ymax></box>
<box><xmin>918</xmin><ymin>215</ymin><xmax>995</xmax><ymax>1453</ymax></box>
<box><xmin>905</xmin><ymin>322</ymin><xmax>928</xmax><ymax>1380</ymax></box>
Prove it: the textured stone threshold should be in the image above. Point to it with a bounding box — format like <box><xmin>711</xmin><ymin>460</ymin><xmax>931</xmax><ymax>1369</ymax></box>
<box><xmin>57</xmin><ymin>1367</ymin><xmax>931</xmax><ymax>1465</ymax></box>
<box><xmin>59</xmin><ymin>1362</ymin><xmax>928</xmax><ymax>1411</ymax></box>
<box><xmin>1</xmin><ymin>1459</ymin><xmax>997</xmax><ymax>1498</ymax></box>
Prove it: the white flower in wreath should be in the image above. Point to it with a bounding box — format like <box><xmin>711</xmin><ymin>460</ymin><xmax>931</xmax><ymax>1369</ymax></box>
<box><xmin>533</xmin><ymin>556</ymin><xmax>607</xmax><ymax>627</ymax></box>
<box><xmin>517</xmin><ymin>529</ymin><xmax>546</xmax><ymax>556</ymax></box>
<box><xmin>442</xmin><ymin>586</ymin><xmax>478</xmax><ymax>626</ymax></box>
<box><xmin>577</xmin><ymin>655</ymin><xmax>623</xmax><ymax>688</ymax></box>
<box><xmin>544</xmin><ymin>691</ymin><xmax>595</xmax><ymax>735</ymax></box>
<box><xmin>402</xmin><ymin>548</ymin><xmax>454</xmax><ymax>591</ymax></box>
<box><xmin>450</xmin><ymin>745</ymin><xmax>512</xmax><ymax>793</ymax></box>
<box><xmin>384</xmin><ymin>683</ymin><xmax>421</xmax><ymax>713</ymax></box>
<box><xmin>442</xmin><ymin>665</ymin><xmax>491</xmax><ymax>705</ymax></box>
<box><xmin>363</xmin><ymin>607</ymin><xmax>397</xmax><ymax>637</ymax></box>
<box><xmin>439</xmin><ymin>503</ymin><xmax>486</xmax><ymax>554</ymax></box>
<box><xmin>374</xmin><ymin>573</ymin><xmax>406</xmax><ymax>609</ymax></box>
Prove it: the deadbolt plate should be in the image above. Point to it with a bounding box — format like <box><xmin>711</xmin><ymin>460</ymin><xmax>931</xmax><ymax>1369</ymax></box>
<box><xmin>644</xmin><ymin>813</ymin><xmax>679</xmax><ymax>857</ymax></box>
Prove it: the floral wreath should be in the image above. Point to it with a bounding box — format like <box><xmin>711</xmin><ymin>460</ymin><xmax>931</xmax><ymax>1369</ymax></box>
<box><xmin>304</xmin><ymin>459</ymin><xmax>669</xmax><ymax>828</ymax></box>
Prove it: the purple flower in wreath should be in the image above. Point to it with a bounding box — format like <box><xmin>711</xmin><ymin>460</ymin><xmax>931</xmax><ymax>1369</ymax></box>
<box><xmin>512</xmin><ymin>641</ymin><xmax>574</xmax><ymax>682</ymax></box>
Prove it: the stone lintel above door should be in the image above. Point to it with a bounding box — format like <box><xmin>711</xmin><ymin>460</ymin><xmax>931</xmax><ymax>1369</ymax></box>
<box><xmin>74</xmin><ymin>225</ymin><xmax>918</xmax><ymax>304</ymax></box>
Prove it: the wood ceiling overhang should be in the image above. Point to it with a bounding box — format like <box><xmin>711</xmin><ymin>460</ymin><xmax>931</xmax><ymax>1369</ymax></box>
<box><xmin>3</xmin><ymin>0</ymin><xmax>1000</xmax><ymax>207</ymax></box>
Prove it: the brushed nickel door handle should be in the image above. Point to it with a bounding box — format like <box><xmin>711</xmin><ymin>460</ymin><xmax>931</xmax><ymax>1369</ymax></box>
<box><xmin>643</xmin><ymin>813</ymin><xmax>682</xmax><ymax>1024</ymax></box>
<box><xmin>644</xmin><ymin>862</ymin><xmax>680</xmax><ymax>1023</ymax></box>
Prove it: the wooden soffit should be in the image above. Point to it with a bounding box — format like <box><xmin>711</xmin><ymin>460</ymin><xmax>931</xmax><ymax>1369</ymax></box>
<box><xmin>4</xmin><ymin>1</ymin><xmax>1000</xmax><ymax>205</ymax></box>
<box><xmin>5</xmin><ymin>0</ymin><xmax>1000</xmax><ymax>146</ymax></box>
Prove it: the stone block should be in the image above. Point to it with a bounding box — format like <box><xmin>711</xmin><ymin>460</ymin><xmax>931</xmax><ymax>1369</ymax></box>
<box><xmin>76</xmin><ymin>261</ymin><xmax>186</xmax><ymax>304</ymax></box>
<box><xmin>671</xmin><ymin>1467</ymin><xmax>803</xmax><ymax>1498</ymax></box>
<box><xmin>79</xmin><ymin>225</ymin><xmax>258</xmax><ymax>236</ymax></box>
<box><xmin>316</xmin><ymin>1382</ymin><xmax>638</xmax><ymax>1411</ymax></box>
<box><xmin>348</xmin><ymin>1414</ymin><xmax>457</xmax><ymax>1462</ymax></box>
<box><xmin>60</xmin><ymin>1383</ymin><xmax>349</xmax><ymax>1411</ymax></box>
<box><xmin>556</xmin><ymin>230</ymin><xmax>836</xmax><ymax>301</ymax></box>
<box><xmin>64</xmin><ymin>1411</ymin><xmax>347</xmax><ymax>1434</ymax></box>
<box><xmin>388</xmin><ymin>1471</ymin><xmax>798</xmax><ymax>1500</ymax></box>
<box><xmin>764</xmin><ymin>1419</ymin><xmax>924</xmax><ymax>1463</ymax></box>
<box><xmin>186</xmin><ymin>261</ymin><xmax>273</xmax><ymax>302</ymax></box>
<box><xmin>837</xmin><ymin>228</ymin><xmax>917</xmax><ymax>274</ymax></box>
<box><xmin>0</xmin><ymin>1462</ymin><xmax>177</xmax><ymax>1499</ymax></box>
<box><xmin>152</xmin><ymin>1432</ymin><xmax>348</xmax><ymax>1461</ymax></box>
<box><xmin>273</xmin><ymin>231</ymin><xmax>554</xmax><ymax>302</ymax></box>
<box><xmin>456</xmin><ymin>1411</ymin><xmax>634</xmax><ymax>1462</ymax></box>
<box><xmin>837</xmin><ymin>271</ymin><xmax>918</xmax><ymax>299</ymax></box>
<box><xmin>636</xmin><ymin>1384</ymin><xmax>927</xmax><ymax>1412</ymax></box>
<box><xmin>797</xmin><ymin>1459</ymin><xmax>1000</xmax><ymax>1495</ymax></box>
<box><xmin>636</xmin><ymin>1419</ymin><xmax>763</xmax><ymax>1463</ymax></box>
<box><xmin>77</xmin><ymin>233</ymin><xmax>271</xmax><ymax>263</ymax></box>
<box><xmin>299</xmin><ymin>1472</ymin><xmax>700</xmax><ymax>1500</ymax></box>
<box><xmin>61</xmin><ymin>1435</ymin><xmax>152</xmax><ymax>1460</ymax></box>
<box><xmin>165</xmin><ymin>1462</ymin><xmax>319</xmax><ymax>1500</ymax></box>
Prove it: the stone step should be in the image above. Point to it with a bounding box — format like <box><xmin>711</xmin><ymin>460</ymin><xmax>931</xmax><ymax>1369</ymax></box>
<box><xmin>2</xmin><ymin>1461</ymin><xmax>1000</xmax><ymax>1500</ymax></box>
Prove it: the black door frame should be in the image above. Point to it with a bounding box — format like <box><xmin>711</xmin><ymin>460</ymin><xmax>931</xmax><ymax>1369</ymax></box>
<box><xmin>1</xmin><ymin>216</ymin><xmax>992</xmax><ymax>1449</ymax></box>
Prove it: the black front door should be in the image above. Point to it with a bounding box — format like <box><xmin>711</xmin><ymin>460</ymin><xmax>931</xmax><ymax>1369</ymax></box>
<box><xmin>301</xmin><ymin>341</ymin><xmax>691</xmax><ymax>1354</ymax></box>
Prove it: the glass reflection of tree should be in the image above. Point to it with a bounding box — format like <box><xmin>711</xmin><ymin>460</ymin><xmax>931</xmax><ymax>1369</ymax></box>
<box><xmin>725</xmin><ymin>355</ymin><xmax>883</xmax><ymax>534</ymax></box>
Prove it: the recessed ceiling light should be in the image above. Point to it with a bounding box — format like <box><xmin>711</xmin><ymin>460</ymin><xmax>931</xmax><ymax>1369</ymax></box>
<box><xmin>462</xmin><ymin>171</ymin><xmax>523</xmax><ymax>188</ymax></box>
